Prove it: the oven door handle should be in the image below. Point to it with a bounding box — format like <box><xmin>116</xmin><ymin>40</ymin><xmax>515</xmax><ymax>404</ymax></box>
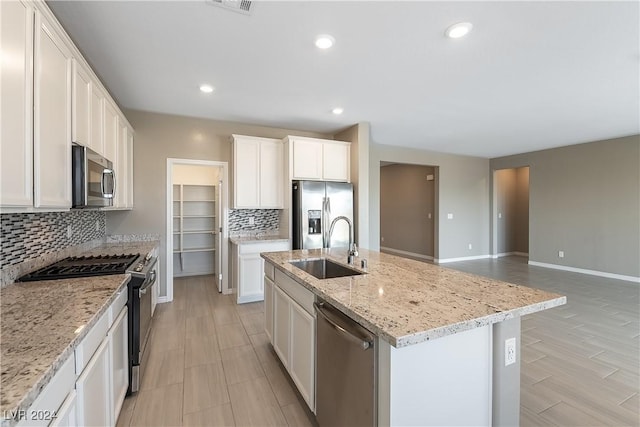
<box><xmin>139</xmin><ymin>270</ymin><xmax>157</xmax><ymax>296</ymax></box>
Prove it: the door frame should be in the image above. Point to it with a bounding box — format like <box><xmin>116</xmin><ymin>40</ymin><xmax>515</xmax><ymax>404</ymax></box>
<box><xmin>491</xmin><ymin>166</ymin><xmax>530</xmax><ymax>258</ymax></box>
<box><xmin>165</xmin><ymin>158</ymin><xmax>230</xmax><ymax>302</ymax></box>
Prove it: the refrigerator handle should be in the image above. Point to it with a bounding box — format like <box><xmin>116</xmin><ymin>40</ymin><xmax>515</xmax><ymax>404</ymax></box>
<box><xmin>325</xmin><ymin>196</ymin><xmax>332</xmax><ymax>248</ymax></box>
<box><xmin>322</xmin><ymin>197</ymin><xmax>327</xmax><ymax>248</ymax></box>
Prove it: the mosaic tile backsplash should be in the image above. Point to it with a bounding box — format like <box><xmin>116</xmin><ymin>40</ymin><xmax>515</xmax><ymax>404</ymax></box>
<box><xmin>0</xmin><ymin>211</ymin><xmax>106</xmax><ymax>269</ymax></box>
<box><xmin>229</xmin><ymin>209</ymin><xmax>280</xmax><ymax>234</ymax></box>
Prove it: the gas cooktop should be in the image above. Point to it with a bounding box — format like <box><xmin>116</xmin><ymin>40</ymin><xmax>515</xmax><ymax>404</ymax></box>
<box><xmin>18</xmin><ymin>254</ymin><xmax>140</xmax><ymax>282</ymax></box>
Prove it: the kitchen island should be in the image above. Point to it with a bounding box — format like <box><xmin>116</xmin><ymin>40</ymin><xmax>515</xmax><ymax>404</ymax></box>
<box><xmin>262</xmin><ymin>248</ymin><xmax>566</xmax><ymax>426</ymax></box>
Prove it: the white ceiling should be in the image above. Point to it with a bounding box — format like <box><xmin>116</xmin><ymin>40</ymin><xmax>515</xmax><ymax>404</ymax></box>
<box><xmin>48</xmin><ymin>1</ymin><xmax>640</xmax><ymax>158</ymax></box>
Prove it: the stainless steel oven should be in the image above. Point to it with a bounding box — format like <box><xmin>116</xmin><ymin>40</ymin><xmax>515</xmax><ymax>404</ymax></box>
<box><xmin>127</xmin><ymin>254</ymin><xmax>157</xmax><ymax>394</ymax></box>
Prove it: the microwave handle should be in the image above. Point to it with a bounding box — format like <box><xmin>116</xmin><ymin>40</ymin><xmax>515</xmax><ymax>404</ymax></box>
<box><xmin>102</xmin><ymin>169</ymin><xmax>115</xmax><ymax>199</ymax></box>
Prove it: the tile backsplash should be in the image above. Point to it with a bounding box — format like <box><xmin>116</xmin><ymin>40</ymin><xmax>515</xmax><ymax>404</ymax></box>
<box><xmin>229</xmin><ymin>209</ymin><xmax>279</xmax><ymax>235</ymax></box>
<box><xmin>0</xmin><ymin>211</ymin><xmax>106</xmax><ymax>269</ymax></box>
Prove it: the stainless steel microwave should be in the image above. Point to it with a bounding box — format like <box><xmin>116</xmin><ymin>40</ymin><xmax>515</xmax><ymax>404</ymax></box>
<box><xmin>72</xmin><ymin>145</ymin><xmax>115</xmax><ymax>208</ymax></box>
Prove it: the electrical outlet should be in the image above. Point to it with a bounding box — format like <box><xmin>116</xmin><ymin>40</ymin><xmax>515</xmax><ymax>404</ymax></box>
<box><xmin>67</xmin><ymin>225</ymin><xmax>72</xmax><ymax>239</ymax></box>
<box><xmin>428</xmin><ymin>213</ymin><xmax>432</xmax><ymax>219</ymax></box>
<box><xmin>248</xmin><ymin>217</ymin><xmax>255</xmax><ymax>225</ymax></box>
<box><xmin>95</xmin><ymin>220</ymin><xmax>100</xmax><ymax>231</ymax></box>
<box><xmin>498</xmin><ymin>212</ymin><xmax>502</xmax><ymax>219</ymax></box>
<box><xmin>447</xmin><ymin>213</ymin><xmax>453</xmax><ymax>219</ymax></box>
<box><xmin>558</xmin><ymin>251</ymin><xmax>564</xmax><ymax>258</ymax></box>
<box><xmin>468</xmin><ymin>243</ymin><xmax>472</xmax><ymax>250</ymax></box>
<box><xmin>381</xmin><ymin>236</ymin><xmax>385</xmax><ymax>242</ymax></box>
<box><xmin>505</xmin><ymin>338</ymin><xmax>516</xmax><ymax>366</ymax></box>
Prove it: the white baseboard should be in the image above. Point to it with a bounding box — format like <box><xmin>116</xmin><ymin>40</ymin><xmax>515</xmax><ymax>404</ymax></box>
<box><xmin>380</xmin><ymin>246</ymin><xmax>434</xmax><ymax>261</ymax></box>
<box><xmin>157</xmin><ymin>296</ymin><xmax>171</xmax><ymax>304</ymax></box>
<box><xmin>492</xmin><ymin>252</ymin><xmax>529</xmax><ymax>259</ymax></box>
<box><xmin>528</xmin><ymin>261</ymin><xmax>640</xmax><ymax>283</ymax></box>
<box><xmin>436</xmin><ymin>255</ymin><xmax>492</xmax><ymax>264</ymax></box>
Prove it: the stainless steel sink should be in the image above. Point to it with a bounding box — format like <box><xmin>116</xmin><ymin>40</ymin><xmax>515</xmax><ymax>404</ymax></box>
<box><xmin>289</xmin><ymin>258</ymin><xmax>364</xmax><ymax>280</ymax></box>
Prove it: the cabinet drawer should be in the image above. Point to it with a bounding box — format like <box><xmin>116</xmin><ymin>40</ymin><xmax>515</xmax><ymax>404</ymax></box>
<box><xmin>17</xmin><ymin>355</ymin><xmax>75</xmax><ymax>427</ymax></box>
<box><xmin>109</xmin><ymin>286</ymin><xmax>128</xmax><ymax>326</ymax></box>
<box><xmin>275</xmin><ymin>269</ymin><xmax>315</xmax><ymax>315</ymax></box>
<box><xmin>75</xmin><ymin>309</ymin><xmax>109</xmax><ymax>374</ymax></box>
<box><xmin>264</xmin><ymin>262</ymin><xmax>275</xmax><ymax>281</ymax></box>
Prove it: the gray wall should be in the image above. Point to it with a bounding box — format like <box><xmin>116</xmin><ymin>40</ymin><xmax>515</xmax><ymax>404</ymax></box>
<box><xmin>495</xmin><ymin>167</ymin><xmax>529</xmax><ymax>254</ymax></box>
<box><xmin>491</xmin><ymin>135</ymin><xmax>640</xmax><ymax>277</ymax></box>
<box><xmin>335</xmin><ymin>123</ymin><xmax>371</xmax><ymax>249</ymax></box>
<box><xmin>369</xmin><ymin>143</ymin><xmax>490</xmax><ymax>260</ymax></box>
<box><xmin>106</xmin><ymin>109</ymin><xmax>328</xmax><ymax>297</ymax></box>
<box><xmin>380</xmin><ymin>164</ymin><xmax>436</xmax><ymax>257</ymax></box>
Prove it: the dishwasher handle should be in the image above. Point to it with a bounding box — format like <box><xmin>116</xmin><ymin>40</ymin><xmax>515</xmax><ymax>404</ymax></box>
<box><xmin>315</xmin><ymin>302</ymin><xmax>373</xmax><ymax>350</ymax></box>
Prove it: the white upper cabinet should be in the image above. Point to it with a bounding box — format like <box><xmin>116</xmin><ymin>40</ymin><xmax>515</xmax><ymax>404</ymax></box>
<box><xmin>114</xmin><ymin>119</ymin><xmax>134</xmax><ymax>210</ymax></box>
<box><xmin>90</xmin><ymin>84</ymin><xmax>105</xmax><ymax>156</ymax></box>
<box><xmin>232</xmin><ymin>135</ymin><xmax>284</xmax><ymax>209</ymax></box>
<box><xmin>1</xmin><ymin>0</ymin><xmax>134</xmax><ymax>212</ymax></box>
<box><xmin>104</xmin><ymin>99</ymin><xmax>118</xmax><ymax>163</ymax></box>
<box><xmin>33</xmin><ymin>10</ymin><xmax>72</xmax><ymax>209</ymax></box>
<box><xmin>72</xmin><ymin>59</ymin><xmax>91</xmax><ymax>147</ymax></box>
<box><xmin>287</xmin><ymin>136</ymin><xmax>350</xmax><ymax>182</ymax></box>
<box><xmin>0</xmin><ymin>0</ymin><xmax>34</xmax><ymax>208</ymax></box>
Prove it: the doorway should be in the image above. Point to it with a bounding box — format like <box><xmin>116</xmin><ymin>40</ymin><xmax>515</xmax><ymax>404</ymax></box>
<box><xmin>492</xmin><ymin>167</ymin><xmax>530</xmax><ymax>258</ymax></box>
<box><xmin>379</xmin><ymin>163</ymin><xmax>438</xmax><ymax>262</ymax></box>
<box><xmin>165</xmin><ymin>159</ymin><xmax>229</xmax><ymax>303</ymax></box>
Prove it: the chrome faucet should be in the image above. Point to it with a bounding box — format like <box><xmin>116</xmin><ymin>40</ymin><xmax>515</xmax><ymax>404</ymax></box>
<box><xmin>328</xmin><ymin>216</ymin><xmax>358</xmax><ymax>264</ymax></box>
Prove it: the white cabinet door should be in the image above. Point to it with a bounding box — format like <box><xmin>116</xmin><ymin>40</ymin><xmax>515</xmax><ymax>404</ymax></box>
<box><xmin>292</xmin><ymin>139</ymin><xmax>323</xmax><ymax>180</ymax></box>
<box><xmin>238</xmin><ymin>253</ymin><xmax>264</xmax><ymax>304</ymax></box>
<box><xmin>273</xmin><ymin>285</ymin><xmax>290</xmax><ymax>369</ymax></box>
<box><xmin>76</xmin><ymin>338</ymin><xmax>111</xmax><ymax>427</ymax></box>
<box><xmin>103</xmin><ymin>100</ymin><xmax>118</xmax><ymax>163</ymax></box>
<box><xmin>264</xmin><ymin>275</ymin><xmax>274</xmax><ymax>343</ymax></box>
<box><xmin>259</xmin><ymin>140</ymin><xmax>283</xmax><ymax>208</ymax></box>
<box><xmin>0</xmin><ymin>0</ymin><xmax>33</xmax><ymax>207</ymax></box>
<box><xmin>89</xmin><ymin>84</ymin><xmax>104</xmax><ymax>156</ymax></box>
<box><xmin>126</xmin><ymin>127</ymin><xmax>134</xmax><ymax>208</ymax></box>
<box><xmin>33</xmin><ymin>11</ymin><xmax>72</xmax><ymax>209</ymax></box>
<box><xmin>289</xmin><ymin>299</ymin><xmax>316</xmax><ymax>412</ymax></box>
<box><xmin>50</xmin><ymin>390</ymin><xmax>77</xmax><ymax>427</ymax></box>
<box><xmin>233</xmin><ymin>138</ymin><xmax>260</xmax><ymax>208</ymax></box>
<box><xmin>108</xmin><ymin>306</ymin><xmax>128</xmax><ymax>424</ymax></box>
<box><xmin>72</xmin><ymin>59</ymin><xmax>91</xmax><ymax>147</ymax></box>
<box><xmin>322</xmin><ymin>141</ymin><xmax>350</xmax><ymax>182</ymax></box>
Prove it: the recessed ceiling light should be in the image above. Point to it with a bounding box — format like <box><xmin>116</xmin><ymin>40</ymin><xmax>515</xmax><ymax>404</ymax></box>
<box><xmin>315</xmin><ymin>34</ymin><xmax>335</xmax><ymax>49</ymax></box>
<box><xmin>199</xmin><ymin>84</ymin><xmax>214</xmax><ymax>93</ymax></box>
<box><xmin>445</xmin><ymin>22</ymin><xmax>473</xmax><ymax>39</ymax></box>
<box><xmin>332</xmin><ymin>107</ymin><xmax>344</xmax><ymax>115</ymax></box>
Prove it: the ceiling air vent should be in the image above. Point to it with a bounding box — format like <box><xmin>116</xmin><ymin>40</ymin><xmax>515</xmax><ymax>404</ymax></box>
<box><xmin>206</xmin><ymin>0</ymin><xmax>252</xmax><ymax>15</ymax></box>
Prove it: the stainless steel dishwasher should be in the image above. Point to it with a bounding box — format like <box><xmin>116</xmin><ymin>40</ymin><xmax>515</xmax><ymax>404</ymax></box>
<box><xmin>315</xmin><ymin>301</ymin><xmax>376</xmax><ymax>427</ymax></box>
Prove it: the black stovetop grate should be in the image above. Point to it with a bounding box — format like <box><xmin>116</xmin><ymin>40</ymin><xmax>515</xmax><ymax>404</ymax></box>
<box><xmin>18</xmin><ymin>254</ymin><xmax>140</xmax><ymax>282</ymax></box>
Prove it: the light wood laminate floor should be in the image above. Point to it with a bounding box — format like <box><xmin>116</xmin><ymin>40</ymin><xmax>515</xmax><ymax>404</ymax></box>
<box><xmin>116</xmin><ymin>275</ymin><xmax>316</xmax><ymax>427</ymax></box>
<box><xmin>117</xmin><ymin>257</ymin><xmax>639</xmax><ymax>426</ymax></box>
<box><xmin>450</xmin><ymin>256</ymin><xmax>639</xmax><ymax>426</ymax></box>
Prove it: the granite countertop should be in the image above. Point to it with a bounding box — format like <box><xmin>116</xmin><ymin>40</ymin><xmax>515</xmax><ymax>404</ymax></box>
<box><xmin>262</xmin><ymin>248</ymin><xmax>566</xmax><ymax>348</ymax></box>
<box><xmin>229</xmin><ymin>234</ymin><xmax>289</xmax><ymax>244</ymax></box>
<box><xmin>0</xmin><ymin>239</ymin><xmax>159</xmax><ymax>426</ymax></box>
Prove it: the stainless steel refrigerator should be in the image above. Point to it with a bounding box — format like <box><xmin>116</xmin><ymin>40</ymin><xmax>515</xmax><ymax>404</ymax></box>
<box><xmin>292</xmin><ymin>180</ymin><xmax>354</xmax><ymax>250</ymax></box>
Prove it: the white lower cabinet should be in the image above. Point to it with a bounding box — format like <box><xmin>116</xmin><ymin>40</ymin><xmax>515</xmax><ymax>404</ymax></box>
<box><xmin>266</xmin><ymin>263</ymin><xmax>316</xmax><ymax>412</ymax></box>
<box><xmin>272</xmin><ymin>285</ymin><xmax>291</xmax><ymax>369</ymax></box>
<box><xmin>264</xmin><ymin>275</ymin><xmax>274</xmax><ymax>342</ymax></box>
<box><xmin>76</xmin><ymin>338</ymin><xmax>111</xmax><ymax>427</ymax></box>
<box><xmin>108</xmin><ymin>307</ymin><xmax>128</xmax><ymax>423</ymax></box>
<box><xmin>50</xmin><ymin>390</ymin><xmax>77</xmax><ymax>427</ymax></box>
<box><xmin>289</xmin><ymin>299</ymin><xmax>315</xmax><ymax>409</ymax></box>
<box><xmin>232</xmin><ymin>240</ymin><xmax>289</xmax><ymax>304</ymax></box>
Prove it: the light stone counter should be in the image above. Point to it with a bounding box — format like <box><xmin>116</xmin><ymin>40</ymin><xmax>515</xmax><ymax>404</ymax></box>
<box><xmin>1</xmin><ymin>275</ymin><xmax>129</xmax><ymax>426</ymax></box>
<box><xmin>1</xmin><ymin>239</ymin><xmax>159</xmax><ymax>427</ymax></box>
<box><xmin>262</xmin><ymin>247</ymin><xmax>566</xmax><ymax>348</ymax></box>
<box><xmin>229</xmin><ymin>234</ymin><xmax>289</xmax><ymax>245</ymax></box>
